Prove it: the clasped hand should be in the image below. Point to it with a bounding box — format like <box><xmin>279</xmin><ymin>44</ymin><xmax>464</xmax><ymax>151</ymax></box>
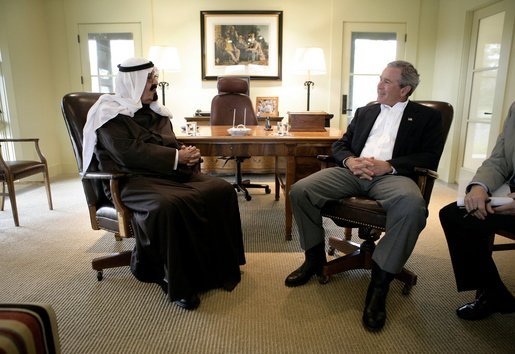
<box><xmin>179</xmin><ymin>145</ymin><xmax>201</xmax><ymax>167</ymax></box>
<box><xmin>346</xmin><ymin>157</ymin><xmax>393</xmax><ymax>180</ymax></box>
<box><xmin>465</xmin><ymin>185</ymin><xmax>515</xmax><ymax>219</ymax></box>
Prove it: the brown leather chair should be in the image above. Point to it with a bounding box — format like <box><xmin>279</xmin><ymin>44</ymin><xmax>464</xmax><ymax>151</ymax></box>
<box><xmin>210</xmin><ymin>76</ymin><xmax>272</xmax><ymax>201</ymax></box>
<box><xmin>318</xmin><ymin>101</ymin><xmax>454</xmax><ymax>294</ymax></box>
<box><xmin>0</xmin><ymin>138</ymin><xmax>53</xmax><ymax>226</ymax></box>
<box><xmin>61</xmin><ymin>92</ymin><xmax>133</xmax><ymax>281</ymax></box>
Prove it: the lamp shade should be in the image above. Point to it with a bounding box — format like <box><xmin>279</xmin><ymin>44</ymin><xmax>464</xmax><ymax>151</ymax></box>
<box><xmin>293</xmin><ymin>47</ymin><xmax>326</xmax><ymax>76</ymax></box>
<box><xmin>148</xmin><ymin>46</ymin><xmax>181</xmax><ymax>72</ymax></box>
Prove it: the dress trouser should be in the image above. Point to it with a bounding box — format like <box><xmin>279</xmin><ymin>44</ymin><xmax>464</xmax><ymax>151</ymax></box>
<box><xmin>289</xmin><ymin>166</ymin><xmax>427</xmax><ymax>274</ymax></box>
<box><xmin>439</xmin><ymin>202</ymin><xmax>515</xmax><ymax>292</ymax></box>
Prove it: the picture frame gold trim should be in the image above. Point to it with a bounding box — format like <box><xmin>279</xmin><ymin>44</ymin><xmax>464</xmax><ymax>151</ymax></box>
<box><xmin>201</xmin><ymin>10</ymin><xmax>283</xmax><ymax>80</ymax></box>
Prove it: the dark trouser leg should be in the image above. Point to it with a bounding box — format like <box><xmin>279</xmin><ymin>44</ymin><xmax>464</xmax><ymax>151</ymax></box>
<box><xmin>439</xmin><ymin>202</ymin><xmax>505</xmax><ymax>291</ymax></box>
<box><xmin>439</xmin><ymin>202</ymin><xmax>515</xmax><ymax>320</ymax></box>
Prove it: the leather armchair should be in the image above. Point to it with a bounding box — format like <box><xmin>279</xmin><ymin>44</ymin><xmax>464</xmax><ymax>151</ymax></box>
<box><xmin>61</xmin><ymin>92</ymin><xmax>133</xmax><ymax>281</ymax></box>
<box><xmin>318</xmin><ymin>101</ymin><xmax>454</xmax><ymax>294</ymax></box>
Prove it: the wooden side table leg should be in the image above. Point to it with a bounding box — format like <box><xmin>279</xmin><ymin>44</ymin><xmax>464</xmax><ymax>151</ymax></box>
<box><xmin>284</xmin><ymin>156</ymin><xmax>295</xmax><ymax>240</ymax></box>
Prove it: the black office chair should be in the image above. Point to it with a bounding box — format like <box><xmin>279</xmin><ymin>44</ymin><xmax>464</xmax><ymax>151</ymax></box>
<box><xmin>61</xmin><ymin>92</ymin><xmax>133</xmax><ymax>281</ymax></box>
<box><xmin>210</xmin><ymin>77</ymin><xmax>271</xmax><ymax>201</ymax></box>
<box><xmin>318</xmin><ymin>101</ymin><xmax>454</xmax><ymax>294</ymax></box>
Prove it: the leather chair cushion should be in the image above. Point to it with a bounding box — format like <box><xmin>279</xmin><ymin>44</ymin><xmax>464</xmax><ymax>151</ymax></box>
<box><xmin>96</xmin><ymin>206</ymin><xmax>120</xmax><ymax>231</ymax></box>
<box><xmin>322</xmin><ymin>196</ymin><xmax>386</xmax><ymax>229</ymax></box>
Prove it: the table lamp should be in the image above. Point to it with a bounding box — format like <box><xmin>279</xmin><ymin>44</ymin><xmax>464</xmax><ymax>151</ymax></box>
<box><xmin>148</xmin><ymin>46</ymin><xmax>181</xmax><ymax>105</ymax></box>
<box><xmin>293</xmin><ymin>47</ymin><xmax>326</xmax><ymax>111</ymax></box>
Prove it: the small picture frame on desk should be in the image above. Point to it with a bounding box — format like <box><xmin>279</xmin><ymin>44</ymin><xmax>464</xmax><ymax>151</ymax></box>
<box><xmin>256</xmin><ymin>96</ymin><xmax>279</xmax><ymax>117</ymax></box>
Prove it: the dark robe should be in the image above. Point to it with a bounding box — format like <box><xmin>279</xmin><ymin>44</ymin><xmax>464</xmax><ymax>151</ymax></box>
<box><xmin>94</xmin><ymin>105</ymin><xmax>245</xmax><ymax>301</ymax></box>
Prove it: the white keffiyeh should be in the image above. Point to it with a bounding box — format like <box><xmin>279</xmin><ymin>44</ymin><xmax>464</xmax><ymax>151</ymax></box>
<box><xmin>82</xmin><ymin>57</ymin><xmax>172</xmax><ymax>173</ymax></box>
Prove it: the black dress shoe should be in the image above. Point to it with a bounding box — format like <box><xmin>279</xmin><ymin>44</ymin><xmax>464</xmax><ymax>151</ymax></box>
<box><xmin>174</xmin><ymin>293</ymin><xmax>200</xmax><ymax>310</ymax></box>
<box><xmin>457</xmin><ymin>292</ymin><xmax>515</xmax><ymax>320</ymax></box>
<box><xmin>285</xmin><ymin>243</ymin><xmax>326</xmax><ymax>287</ymax></box>
<box><xmin>362</xmin><ymin>262</ymin><xmax>395</xmax><ymax>331</ymax></box>
<box><xmin>285</xmin><ymin>260</ymin><xmax>322</xmax><ymax>287</ymax></box>
<box><xmin>362</xmin><ymin>285</ymin><xmax>388</xmax><ymax>331</ymax></box>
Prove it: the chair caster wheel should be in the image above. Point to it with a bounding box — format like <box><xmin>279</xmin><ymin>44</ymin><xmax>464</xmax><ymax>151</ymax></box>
<box><xmin>265</xmin><ymin>186</ymin><xmax>271</xmax><ymax>194</ymax></box>
<box><xmin>96</xmin><ymin>271</ymin><xmax>103</xmax><ymax>281</ymax></box>
<box><xmin>318</xmin><ymin>275</ymin><xmax>330</xmax><ymax>284</ymax></box>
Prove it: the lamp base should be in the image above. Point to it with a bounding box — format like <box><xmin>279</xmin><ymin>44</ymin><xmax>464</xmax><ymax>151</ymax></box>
<box><xmin>304</xmin><ymin>80</ymin><xmax>314</xmax><ymax>111</ymax></box>
<box><xmin>158</xmin><ymin>81</ymin><xmax>169</xmax><ymax>105</ymax></box>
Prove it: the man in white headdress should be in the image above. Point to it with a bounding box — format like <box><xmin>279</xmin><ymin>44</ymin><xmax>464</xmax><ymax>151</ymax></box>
<box><xmin>84</xmin><ymin>57</ymin><xmax>245</xmax><ymax>310</ymax></box>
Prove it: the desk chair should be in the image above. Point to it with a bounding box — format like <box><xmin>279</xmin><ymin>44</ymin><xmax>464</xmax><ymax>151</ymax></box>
<box><xmin>61</xmin><ymin>92</ymin><xmax>133</xmax><ymax>281</ymax></box>
<box><xmin>318</xmin><ymin>101</ymin><xmax>454</xmax><ymax>294</ymax></box>
<box><xmin>0</xmin><ymin>138</ymin><xmax>53</xmax><ymax>226</ymax></box>
<box><xmin>210</xmin><ymin>77</ymin><xmax>271</xmax><ymax>201</ymax></box>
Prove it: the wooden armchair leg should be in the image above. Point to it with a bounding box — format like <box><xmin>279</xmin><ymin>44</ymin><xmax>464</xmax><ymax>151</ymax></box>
<box><xmin>0</xmin><ymin>181</ymin><xmax>4</xmax><ymax>211</ymax></box>
<box><xmin>6</xmin><ymin>181</ymin><xmax>20</xmax><ymax>226</ymax></box>
<box><xmin>43</xmin><ymin>169</ymin><xmax>53</xmax><ymax>210</ymax></box>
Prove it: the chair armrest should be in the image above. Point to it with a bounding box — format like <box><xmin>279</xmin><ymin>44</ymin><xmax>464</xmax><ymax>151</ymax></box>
<box><xmin>81</xmin><ymin>171</ymin><xmax>129</xmax><ymax>180</ymax></box>
<box><xmin>317</xmin><ymin>154</ymin><xmax>337</xmax><ymax>169</ymax></box>
<box><xmin>414</xmin><ymin>167</ymin><xmax>438</xmax><ymax>179</ymax></box>
<box><xmin>413</xmin><ymin>167</ymin><xmax>439</xmax><ymax>205</ymax></box>
<box><xmin>0</xmin><ymin>138</ymin><xmax>48</xmax><ymax>165</ymax></box>
<box><xmin>81</xmin><ymin>171</ymin><xmax>133</xmax><ymax>238</ymax></box>
<box><xmin>316</xmin><ymin>154</ymin><xmax>336</xmax><ymax>163</ymax></box>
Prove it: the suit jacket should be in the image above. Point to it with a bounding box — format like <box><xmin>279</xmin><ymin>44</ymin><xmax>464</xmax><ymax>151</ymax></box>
<box><xmin>332</xmin><ymin>100</ymin><xmax>444</xmax><ymax>176</ymax></box>
<box><xmin>472</xmin><ymin>101</ymin><xmax>515</xmax><ymax>192</ymax></box>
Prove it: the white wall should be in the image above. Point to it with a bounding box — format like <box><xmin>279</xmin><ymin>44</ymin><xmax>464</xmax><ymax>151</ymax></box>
<box><xmin>0</xmin><ymin>0</ymin><xmax>510</xmax><ymax>183</ymax></box>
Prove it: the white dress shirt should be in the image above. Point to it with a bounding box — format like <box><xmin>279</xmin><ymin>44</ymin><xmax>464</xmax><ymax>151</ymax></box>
<box><xmin>360</xmin><ymin>100</ymin><xmax>408</xmax><ymax>161</ymax></box>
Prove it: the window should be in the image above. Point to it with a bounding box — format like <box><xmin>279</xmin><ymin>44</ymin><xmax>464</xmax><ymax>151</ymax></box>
<box><xmin>341</xmin><ymin>23</ymin><xmax>406</xmax><ymax>125</ymax></box>
<box><xmin>78</xmin><ymin>23</ymin><xmax>142</xmax><ymax>92</ymax></box>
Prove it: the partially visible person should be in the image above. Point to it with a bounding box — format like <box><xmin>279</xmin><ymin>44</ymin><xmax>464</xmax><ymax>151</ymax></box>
<box><xmin>286</xmin><ymin>61</ymin><xmax>446</xmax><ymax>331</ymax></box>
<box><xmin>439</xmin><ymin>101</ymin><xmax>515</xmax><ymax>320</ymax></box>
<box><xmin>83</xmin><ymin>57</ymin><xmax>245</xmax><ymax>310</ymax></box>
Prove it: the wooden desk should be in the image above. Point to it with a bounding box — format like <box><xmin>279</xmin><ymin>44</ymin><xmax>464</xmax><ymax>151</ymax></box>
<box><xmin>185</xmin><ymin>117</ymin><xmax>286</xmax><ymax>174</ymax></box>
<box><xmin>177</xmin><ymin>125</ymin><xmax>342</xmax><ymax>240</ymax></box>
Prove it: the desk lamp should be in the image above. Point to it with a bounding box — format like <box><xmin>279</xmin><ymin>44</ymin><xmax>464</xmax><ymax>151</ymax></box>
<box><xmin>148</xmin><ymin>46</ymin><xmax>181</xmax><ymax>105</ymax></box>
<box><xmin>294</xmin><ymin>48</ymin><xmax>326</xmax><ymax>111</ymax></box>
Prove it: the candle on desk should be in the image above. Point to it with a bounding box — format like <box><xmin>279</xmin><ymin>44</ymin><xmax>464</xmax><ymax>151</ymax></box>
<box><xmin>232</xmin><ymin>109</ymin><xmax>236</xmax><ymax>127</ymax></box>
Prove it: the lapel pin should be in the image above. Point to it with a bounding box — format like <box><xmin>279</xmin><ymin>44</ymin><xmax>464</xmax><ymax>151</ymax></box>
<box><xmin>408</xmin><ymin>117</ymin><xmax>413</xmax><ymax>121</ymax></box>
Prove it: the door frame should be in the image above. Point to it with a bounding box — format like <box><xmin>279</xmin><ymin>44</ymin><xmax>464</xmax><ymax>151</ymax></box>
<box><xmin>339</xmin><ymin>22</ymin><xmax>406</xmax><ymax>130</ymax></box>
<box><xmin>455</xmin><ymin>0</ymin><xmax>514</xmax><ymax>185</ymax></box>
<box><xmin>78</xmin><ymin>23</ymin><xmax>143</xmax><ymax>91</ymax></box>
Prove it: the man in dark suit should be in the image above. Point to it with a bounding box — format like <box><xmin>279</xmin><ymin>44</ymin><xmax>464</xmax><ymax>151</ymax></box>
<box><xmin>286</xmin><ymin>61</ymin><xmax>445</xmax><ymax>331</ymax></box>
<box><xmin>439</xmin><ymin>101</ymin><xmax>515</xmax><ymax>321</ymax></box>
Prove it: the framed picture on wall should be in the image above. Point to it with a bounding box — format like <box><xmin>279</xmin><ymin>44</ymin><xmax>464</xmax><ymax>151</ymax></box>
<box><xmin>200</xmin><ymin>10</ymin><xmax>283</xmax><ymax>80</ymax></box>
<box><xmin>256</xmin><ymin>96</ymin><xmax>279</xmax><ymax>117</ymax></box>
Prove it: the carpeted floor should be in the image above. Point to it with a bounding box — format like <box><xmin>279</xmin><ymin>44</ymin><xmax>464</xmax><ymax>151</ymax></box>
<box><xmin>0</xmin><ymin>175</ymin><xmax>513</xmax><ymax>353</ymax></box>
